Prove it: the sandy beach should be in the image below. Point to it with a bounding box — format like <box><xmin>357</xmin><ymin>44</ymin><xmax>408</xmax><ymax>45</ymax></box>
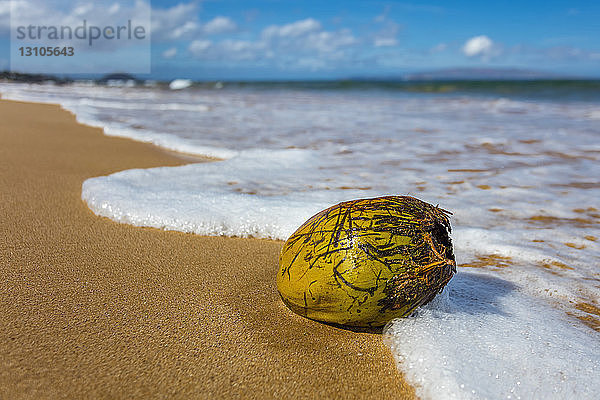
<box><xmin>0</xmin><ymin>99</ymin><xmax>415</xmax><ymax>399</ymax></box>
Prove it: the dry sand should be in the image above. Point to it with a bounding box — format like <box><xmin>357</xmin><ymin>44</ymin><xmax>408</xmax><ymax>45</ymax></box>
<box><xmin>0</xmin><ymin>99</ymin><xmax>416</xmax><ymax>399</ymax></box>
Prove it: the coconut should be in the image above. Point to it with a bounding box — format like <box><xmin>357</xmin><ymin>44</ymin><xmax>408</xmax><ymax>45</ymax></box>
<box><xmin>277</xmin><ymin>196</ymin><xmax>456</xmax><ymax>327</ymax></box>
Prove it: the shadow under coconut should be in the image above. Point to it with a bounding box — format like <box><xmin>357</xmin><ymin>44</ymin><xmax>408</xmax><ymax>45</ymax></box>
<box><xmin>324</xmin><ymin>272</ymin><xmax>518</xmax><ymax>334</ymax></box>
<box><xmin>437</xmin><ymin>271</ymin><xmax>517</xmax><ymax>317</ymax></box>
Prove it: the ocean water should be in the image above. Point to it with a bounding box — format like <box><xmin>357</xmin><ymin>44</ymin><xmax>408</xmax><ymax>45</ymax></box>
<box><xmin>1</xmin><ymin>80</ymin><xmax>599</xmax><ymax>399</ymax></box>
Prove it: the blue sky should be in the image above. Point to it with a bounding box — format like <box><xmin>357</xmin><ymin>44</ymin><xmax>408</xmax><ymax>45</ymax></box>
<box><xmin>1</xmin><ymin>0</ymin><xmax>599</xmax><ymax>79</ymax></box>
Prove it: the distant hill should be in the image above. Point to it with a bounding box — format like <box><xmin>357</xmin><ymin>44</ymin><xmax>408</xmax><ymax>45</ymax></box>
<box><xmin>95</xmin><ymin>73</ymin><xmax>143</xmax><ymax>85</ymax></box>
<box><xmin>402</xmin><ymin>67</ymin><xmax>565</xmax><ymax>81</ymax></box>
<box><xmin>0</xmin><ymin>71</ymin><xmax>73</xmax><ymax>84</ymax></box>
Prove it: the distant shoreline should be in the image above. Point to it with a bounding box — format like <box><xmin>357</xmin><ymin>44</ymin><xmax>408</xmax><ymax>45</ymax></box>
<box><xmin>3</xmin><ymin>73</ymin><xmax>600</xmax><ymax>103</ymax></box>
<box><xmin>3</xmin><ymin>68</ymin><xmax>599</xmax><ymax>84</ymax></box>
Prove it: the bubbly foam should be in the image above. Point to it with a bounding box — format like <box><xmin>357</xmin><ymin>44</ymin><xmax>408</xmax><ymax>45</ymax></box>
<box><xmin>384</xmin><ymin>271</ymin><xmax>600</xmax><ymax>399</ymax></box>
<box><xmin>169</xmin><ymin>79</ymin><xmax>193</xmax><ymax>90</ymax></box>
<box><xmin>81</xmin><ymin>149</ymin><xmax>333</xmax><ymax>238</ymax></box>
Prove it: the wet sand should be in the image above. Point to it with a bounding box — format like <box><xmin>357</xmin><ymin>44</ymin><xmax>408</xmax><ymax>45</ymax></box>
<box><xmin>0</xmin><ymin>99</ymin><xmax>415</xmax><ymax>399</ymax></box>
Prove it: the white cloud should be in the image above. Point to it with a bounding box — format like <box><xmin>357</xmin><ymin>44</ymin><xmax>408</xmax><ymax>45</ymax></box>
<box><xmin>244</xmin><ymin>9</ymin><xmax>259</xmax><ymax>23</ymax></box>
<box><xmin>296</xmin><ymin>57</ymin><xmax>328</xmax><ymax>71</ymax></box>
<box><xmin>108</xmin><ymin>3</ymin><xmax>121</xmax><ymax>15</ymax></box>
<box><xmin>374</xmin><ymin>14</ymin><xmax>386</xmax><ymax>23</ymax></box>
<box><xmin>430</xmin><ymin>43</ymin><xmax>447</xmax><ymax>53</ymax></box>
<box><xmin>188</xmin><ymin>18</ymin><xmax>357</xmax><ymax>70</ymax></box>
<box><xmin>187</xmin><ymin>38</ymin><xmax>265</xmax><ymax>62</ymax></box>
<box><xmin>3</xmin><ymin>1</ymin><xmax>231</xmax><ymax>44</ymax></box>
<box><xmin>221</xmin><ymin>39</ymin><xmax>260</xmax><ymax>52</ymax></box>
<box><xmin>462</xmin><ymin>35</ymin><xmax>495</xmax><ymax>58</ymax></box>
<box><xmin>162</xmin><ymin>47</ymin><xmax>177</xmax><ymax>59</ymax></box>
<box><xmin>261</xmin><ymin>19</ymin><xmax>356</xmax><ymax>56</ymax></box>
<box><xmin>397</xmin><ymin>3</ymin><xmax>444</xmax><ymax>13</ymax></box>
<box><xmin>171</xmin><ymin>21</ymin><xmax>200</xmax><ymax>40</ymax></box>
<box><xmin>263</xmin><ymin>18</ymin><xmax>321</xmax><ymax>39</ymax></box>
<box><xmin>541</xmin><ymin>45</ymin><xmax>600</xmax><ymax>61</ymax></box>
<box><xmin>152</xmin><ymin>2</ymin><xmax>201</xmax><ymax>41</ymax></box>
<box><xmin>203</xmin><ymin>16</ymin><xmax>237</xmax><ymax>35</ymax></box>
<box><xmin>6</xmin><ymin>0</ymin><xmax>151</xmax><ymax>51</ymax></box>
<box><xmin>374</xmin><ymin>4</ymin><xmax>391</xmax><ymax>23</ymax></box>
<box><xmin>372</xmin><ymin>9</ymin><xmax>400</xmax><ymax>49</ymax></box>
<box><xmin>220</xmin><ymin>40</ymin><xmax>266</xmax><ymax>60</ymax></box>
<box><xmin>373</xmin><ymin>21</ymin><xmax>400</xmax><ymax>48</ymax></box>
<box><xmin>72</xmin><ymin>3</ymin><xmax>93</xmax><ymax>17</ymax></box>
<box><xmin>153</xmin><ymin>6</ymin><xmax>238</xmax><ymax>40</ymax></box>
<box><xmin>2</xmin><ymin>0</ymin><xmax>61</xmax><ymax>33</ymax></box>
<box><xmin>374</xmin><ymin>37</ymin><xmax>398</xmax><ymax>47</ymax></box>
<box><xmin>0</xmin><ymin>2</ymin><xmax>9</xmax><ymax>16</ymax></box>
<box><xmin>188</xmin><ymin>39</ymin><xmax>212</xmax><ymax>55</ymax></box>
<box><xmin>303</xmin><ymin>29</ymin><xmax>356</xmax><ymax>53</ymax></box>
<box><xmin>0</xmin><ymin>2</ymin><xmax>10</xmax><ymax>33</ymax></box>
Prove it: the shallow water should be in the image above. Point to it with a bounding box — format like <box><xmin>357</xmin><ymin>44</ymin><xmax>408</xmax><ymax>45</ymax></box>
<box><xmin>1</xmin><ymin>81</ymin><xmax>599</xmax><ymax>399</ymax></box>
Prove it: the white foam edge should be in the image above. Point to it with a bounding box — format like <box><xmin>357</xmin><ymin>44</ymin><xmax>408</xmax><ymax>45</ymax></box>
<box><xmin>383</xmin><ymin>270</ymin><xmax>600</xmax><ymax>400</ymax></box>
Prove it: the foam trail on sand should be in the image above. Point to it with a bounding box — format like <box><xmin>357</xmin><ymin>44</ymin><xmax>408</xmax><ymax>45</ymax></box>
<box><xmin>81</xmin><ymin>149</ymin><xmax>357</xmax><ymax>238</ymax></box>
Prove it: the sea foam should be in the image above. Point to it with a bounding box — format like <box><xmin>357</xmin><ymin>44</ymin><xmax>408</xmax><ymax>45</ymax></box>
<box><xmin>81</xmin><ymin>149</ymin><xmax>334</xmax><ymax>239</ymax></box>
<box><xmin>384</xmin><ymin>271</ymin><xmax>600</xmax><ymax>400</ymax></box>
